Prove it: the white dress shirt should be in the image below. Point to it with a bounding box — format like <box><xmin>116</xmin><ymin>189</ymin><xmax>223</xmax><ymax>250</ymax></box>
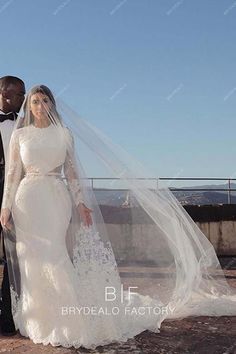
<box><xmin>0</xmin><ymin>110</ymin><xmax>16</xmax><ymax>161</ymax></box>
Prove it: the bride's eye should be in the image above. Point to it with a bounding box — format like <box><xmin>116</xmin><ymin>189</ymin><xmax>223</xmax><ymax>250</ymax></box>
<box><xmin>32</xmin><ymin>99</ymin><xmax>38</xmax><ymax>104</ymax></box>
<box><xmin>43</xmin><ymin>98</ymin><xmax>49</xmax><ymax>104</ymax></box>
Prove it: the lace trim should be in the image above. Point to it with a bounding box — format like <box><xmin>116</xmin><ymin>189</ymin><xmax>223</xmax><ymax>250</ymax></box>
<box><xmin>73</xmin><ymin>225</ymin><xmax>118</xmax><ymax>276</ymax></box>
<box><xmin>68</xmin><ymin>178</ymin><xmax>84</xmax><ymax>205</ymax></box>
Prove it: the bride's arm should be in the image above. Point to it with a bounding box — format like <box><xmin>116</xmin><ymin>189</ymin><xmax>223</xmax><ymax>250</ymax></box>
<box><xmin>0</xmin><ymin>130</ymin><xmax>23</xmax><ymax>228</ymax></box>
<box><xmin>64</xmin><ymin>128</ymin><xmax>93</xmax><ymax>226</ymax></box>
<box><xmin>64</xmin><ymin>128</ymin><xmax>85</xmax><ymax>206</ymax></box>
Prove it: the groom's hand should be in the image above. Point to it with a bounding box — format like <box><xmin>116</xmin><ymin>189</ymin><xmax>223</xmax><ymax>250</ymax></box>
<box><xmin>0</xmin><ymin>208</ymin><xmax>12</xmax><ymax>230</ymax></box>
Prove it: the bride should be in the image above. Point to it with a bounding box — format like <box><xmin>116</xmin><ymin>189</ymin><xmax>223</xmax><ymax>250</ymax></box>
<box><xmin>0</xmin><ymin>85</ymin><xmax>235</xmax><ymax>349</ymax></box>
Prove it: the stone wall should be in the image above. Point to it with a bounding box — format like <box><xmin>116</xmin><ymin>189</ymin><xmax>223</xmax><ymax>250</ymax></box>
<box><xmin>101</xmin><ymin>204</ymin><xmax>236</xmax><ymax>258</ymax></box>
<box><xmin>185</xmin><ymin>204</ymin><xmax>236</xmax><ymax>256</ymax></box>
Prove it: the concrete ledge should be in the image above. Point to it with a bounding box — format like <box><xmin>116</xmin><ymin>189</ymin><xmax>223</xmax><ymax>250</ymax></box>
<box><xmin>1</xmin><ymin>205</ymin><xmax>235</xmax><ymax>260</ymax></box>
<box><xmin>99</xmin><ymin>204</ymin><xmax>236</xmax><ymax>257</ymax></box>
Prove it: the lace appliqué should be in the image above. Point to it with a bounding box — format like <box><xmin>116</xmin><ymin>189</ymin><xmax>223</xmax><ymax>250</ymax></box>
<box><xmin>64</xmin><ymin>129</ymin><xmax>84</xmax><ymax>206</ymax></box>
<box><xmin>73</xmin><ymin>225</ymin><xmax>118</xmax><ymax>279</ymax></box>
<box><xmin>67</xmin><ymin>177</ymin><xmax>84</xmax><ymax>205</ymax></box>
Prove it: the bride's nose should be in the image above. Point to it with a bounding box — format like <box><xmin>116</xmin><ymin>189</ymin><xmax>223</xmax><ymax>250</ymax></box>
<box><xmin>37</xmin><ymin>102</ymin><xmax>45</xmax><ymax>110</ymax></box>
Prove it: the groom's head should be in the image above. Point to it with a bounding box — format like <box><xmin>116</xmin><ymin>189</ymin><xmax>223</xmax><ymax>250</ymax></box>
<box><xmin>0</xmin><ymin>76</ymin><xmax>25</xmax><ymax>113</ymax></box>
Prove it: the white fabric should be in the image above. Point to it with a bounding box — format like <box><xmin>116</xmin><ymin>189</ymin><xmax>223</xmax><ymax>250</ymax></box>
<box><xmin>4</xmin><ymin>124</ymin><xmax>163</xmax><ymax>349</ymax></box>
<box><xmin>2</xmin><ymin>85</ymin><xmax>236</xmax><ymax>350</ymax></box>
<box><xmin>2</xmin><ymin>125</ymin><xmax>84</xmax><ymax>210</ymax></box>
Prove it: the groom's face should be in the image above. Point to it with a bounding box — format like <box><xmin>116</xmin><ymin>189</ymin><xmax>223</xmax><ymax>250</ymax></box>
<box><xmin>0</xmin><ymin>81</ymin><xmax>25</xmax><ymax>113</ymax></box>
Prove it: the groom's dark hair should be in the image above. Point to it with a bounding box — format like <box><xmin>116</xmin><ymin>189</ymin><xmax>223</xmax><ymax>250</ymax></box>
<box><xmin>0</xmin><ymin>76</ymin><xmax>25</xmax><ymax>90</ymax></box>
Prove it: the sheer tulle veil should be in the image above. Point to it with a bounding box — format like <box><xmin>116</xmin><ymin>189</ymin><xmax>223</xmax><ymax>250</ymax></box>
<box><xmin>1</xmin><ymin>85</ymin><xmax>236</xmax><ymax>346</ymax></box>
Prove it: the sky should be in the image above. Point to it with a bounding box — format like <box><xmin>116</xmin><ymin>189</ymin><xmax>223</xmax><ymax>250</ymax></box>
<box><xmin>1</xmin><ymin>0</ymin><xmax>236</xmax><ymax>186</ymax></box>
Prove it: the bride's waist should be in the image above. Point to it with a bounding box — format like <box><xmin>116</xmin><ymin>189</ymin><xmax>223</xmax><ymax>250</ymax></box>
<box><xmin>24</xmin><ymin>172</ymin><xmax>63</xmax><ymax>178</ymax></box>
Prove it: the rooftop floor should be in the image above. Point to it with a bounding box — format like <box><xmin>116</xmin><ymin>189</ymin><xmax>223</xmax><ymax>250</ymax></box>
<box><xmin>0</xmin><ymin>257</ymin><xmax>235</xmax><ymax>354</ymax></box>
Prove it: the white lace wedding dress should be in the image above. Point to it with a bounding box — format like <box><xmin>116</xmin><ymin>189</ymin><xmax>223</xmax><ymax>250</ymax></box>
<box><xmin>2</xmin><ymin>124</ymin><xmax>163</xmax><ymax>349</ymax></box>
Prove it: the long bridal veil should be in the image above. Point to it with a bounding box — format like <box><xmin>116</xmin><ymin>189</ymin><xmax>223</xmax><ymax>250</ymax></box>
<box><xmin>58</xmin><ymin>99</ymin><xmax>236</xmax><ymax>317</ymax></box>
<box><xmin>1</xmin><ymin>85</ymin><xmax>236</xmax><ymax>347</ymax></box>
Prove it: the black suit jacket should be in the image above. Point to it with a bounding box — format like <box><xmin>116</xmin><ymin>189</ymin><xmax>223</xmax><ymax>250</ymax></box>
<box><xmin>0</xmin><ymin>113</ymin><xmax>17</xmax><ymax>203</ymax></box>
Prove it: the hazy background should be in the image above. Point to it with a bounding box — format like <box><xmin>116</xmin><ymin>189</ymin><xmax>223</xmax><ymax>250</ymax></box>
<box><xmin>1</xmin><ymin>0</ymin><xmax>236</xmax><ymax>185</ymax></box>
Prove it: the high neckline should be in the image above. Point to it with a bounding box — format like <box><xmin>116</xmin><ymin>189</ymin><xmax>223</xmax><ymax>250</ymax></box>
<box><xmin>31</xmin><ymin>123</ymin><xmax>52</xmax><ymax>129</ymax></box>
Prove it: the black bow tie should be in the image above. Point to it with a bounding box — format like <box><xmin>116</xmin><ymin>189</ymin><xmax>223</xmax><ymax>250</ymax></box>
<box><xmin>0</xmin><ymin>113</ymin><xmax>16</xmax><ymax>123</ymax></box>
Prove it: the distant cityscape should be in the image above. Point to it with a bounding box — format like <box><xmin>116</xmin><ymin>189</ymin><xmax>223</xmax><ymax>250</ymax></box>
<box><xmin>93</xmin><ymin>182</ymin><xmax>236</xmax><ymax>207</ymax></box>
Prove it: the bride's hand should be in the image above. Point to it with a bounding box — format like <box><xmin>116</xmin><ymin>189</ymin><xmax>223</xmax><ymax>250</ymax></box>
<box><xmin>0</xmin><ymin>208</ymin><xmax>12</xmax><ymax>230</ymax></box>
<box><xmin>77</xmin><ymin>202</ymin><xmax>93</xmax><ymax>227</ymax></box>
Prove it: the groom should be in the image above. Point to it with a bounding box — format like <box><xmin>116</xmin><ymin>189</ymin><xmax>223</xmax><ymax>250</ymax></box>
<box><xmin>0</xmin><ymin>76</ymin><xmax>25</xmax><ymax>336</ymax></box>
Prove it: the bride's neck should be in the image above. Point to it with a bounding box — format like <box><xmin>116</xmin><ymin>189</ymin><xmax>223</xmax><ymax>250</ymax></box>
<box><xmin>33</xmin><ymin>118</ymin><xmax>51</xmax><ymax>128</ymax></box>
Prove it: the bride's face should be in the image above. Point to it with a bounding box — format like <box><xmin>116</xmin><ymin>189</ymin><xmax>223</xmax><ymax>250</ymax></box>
<box><xmin>30</xmin><ymin>93</ymin><xmax>52</xmax><ymax>121</ymax></box>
